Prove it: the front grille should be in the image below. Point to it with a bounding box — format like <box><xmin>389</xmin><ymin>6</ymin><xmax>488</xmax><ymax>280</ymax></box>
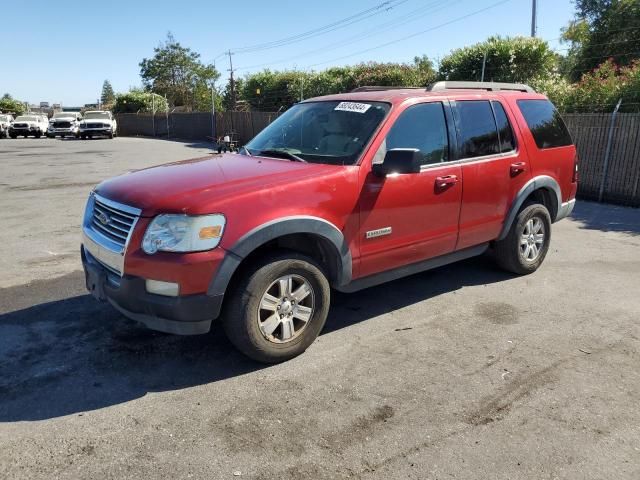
<box><xmin>90</xmin><ymin>197</ymin><xmax>138</xmax><ymax>247</ymax></box>
<box><xmin>53</xmin><ymin>121</ymin><xmax>71</xmax><ymax>128</ymax></box>
<box><xmin>13</xmin><ymin>123</ymin><xmax>28</xmax><ymax>128</ymax></box>
<box><xmin>86</xmin><ymin>123</ymin><xmax>105</xmax><ymax>129</ymax></box>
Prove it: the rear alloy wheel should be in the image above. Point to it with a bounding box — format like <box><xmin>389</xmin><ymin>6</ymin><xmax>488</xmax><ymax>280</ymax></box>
<box><xmin>223</xmin><ymin>252</ymin><xmax>330</xmax><ymax>363</ymax></box>
<box><xmin>495</xmin><ymin>203</ymin><xmax>551</xmax><ymax>275</ymax></box>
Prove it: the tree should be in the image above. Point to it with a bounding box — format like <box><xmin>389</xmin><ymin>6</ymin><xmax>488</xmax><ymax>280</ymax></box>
<box><xmin>562</xmin><ymin>0</ymin><xmax>640</xmax><ymax>81</ymax></box>
<box><xmin>101</xmin><ymin>80</ymin><xmax>115</xmax><ymax>106</ymax></box>
<box><xmin>235</xmin><ymin>60</ymin><xmax>437</xmax><ymax>112</ymax></box>
<box><xmin>438</xmin><ymin>36</ymin><xmax>558</xmax><ymax>84</ymax></box>
<box><xmin>0</xmin><ymin>93</ymin><xmax>26</xmax><ymax>115</ymax></box>
<box><xmin>112</xmin><ymin>89</ymin><xmax>168</xmax><ymax>113</ymax></box>
<box><xmin>139</xmin><ymin>32</ymin><xmax>220</xmax><ymax>111</ymax></box>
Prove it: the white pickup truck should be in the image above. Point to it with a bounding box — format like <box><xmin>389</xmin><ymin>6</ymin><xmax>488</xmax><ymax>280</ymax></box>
<box><xmin>47</xmin><ymin>111</ymin><xmax>82</xmax><ymax>138</ymax></box>
<box><xmin>0</xmin><ymin>114</ymin><xmax>14</xmax><ymax>138</ymax></box>
<box><xmin>9</xmin><ymin>115</ymin><xmax>49</xmax><ymax>138</ymax></box>
<box><xmin>79</xmin><ymin>111</ymin><xmax>117</xmax><ymax>139</ymax></box>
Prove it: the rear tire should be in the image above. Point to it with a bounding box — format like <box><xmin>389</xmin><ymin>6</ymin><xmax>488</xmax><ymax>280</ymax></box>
<box><xmin>222</xmin><ymin>252</ymin><xmax>330</xmax><ymax>363</ymax></box>
<box><xmin>494</xmin><ymin>203</ymin><xmax>551</xmax><ymax>275</ymax></box>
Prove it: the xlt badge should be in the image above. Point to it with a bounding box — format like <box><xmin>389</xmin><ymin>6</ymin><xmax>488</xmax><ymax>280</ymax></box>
<box><xmin>366</xmin><ymin>227</ymin><xmax>392</xmax><ymax>239</ymax></box>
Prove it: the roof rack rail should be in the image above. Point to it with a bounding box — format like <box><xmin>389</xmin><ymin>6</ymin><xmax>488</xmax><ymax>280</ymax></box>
<box><xmin>427</xmin><ymin>81</ymin><xmax>535</xmax><ymax>93</ymax></box>
<box><xmin>350</xmin><ymin>86</ymin><xmax>425</xmax><ymax>93</ymax></box>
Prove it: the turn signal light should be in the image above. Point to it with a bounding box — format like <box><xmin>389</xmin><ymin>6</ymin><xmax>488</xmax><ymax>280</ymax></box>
<box><xmin>199</xmin><ymin>225</ymin><xmax>222</xmax><ymax>239</ymax></box>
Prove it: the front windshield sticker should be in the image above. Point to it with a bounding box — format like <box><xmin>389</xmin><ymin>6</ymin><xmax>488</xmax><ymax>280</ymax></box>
<box><xmin>334</xmin><ymin>101</ymin><xmax>372</xmax><ymax>114</ymax></box>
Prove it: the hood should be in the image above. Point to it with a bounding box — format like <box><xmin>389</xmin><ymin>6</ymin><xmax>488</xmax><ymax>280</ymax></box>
<box><xmin>96</xmin><ymin>153</ymin><xmax>341</xmax><ymax>216</ymax></box>
<box><xmin>51</xmin><ymin>117</ymin><xmax>76</xmax><ymax>122</ymax></box>
<box><xmin>13</xmin><ymin>121</ymin><xmax>38</xmax><ymax>127</ymax></box>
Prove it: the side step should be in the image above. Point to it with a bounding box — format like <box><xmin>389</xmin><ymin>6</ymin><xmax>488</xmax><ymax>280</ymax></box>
<box><xmin>336</xmin><ymin>243</ymin><xmax>489</xmax><ymax>293</ymax></box>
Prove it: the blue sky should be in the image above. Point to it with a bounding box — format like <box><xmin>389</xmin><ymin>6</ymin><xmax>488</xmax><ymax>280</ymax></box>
<box><xmin>3</xmin><ymin>0</ymin><xmax>575</xmax><ymax>106</ymax></box>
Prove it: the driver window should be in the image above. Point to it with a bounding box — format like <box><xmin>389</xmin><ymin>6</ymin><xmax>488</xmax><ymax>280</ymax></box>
<box><xmin>378</xmin><ymin>102</ymin><xmax>449</xmax><ymax>166</ymax></box>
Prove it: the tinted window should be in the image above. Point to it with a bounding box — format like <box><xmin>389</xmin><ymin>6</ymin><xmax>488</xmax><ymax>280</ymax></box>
<box><xmin>385</xmin><ymin>102</ymin><xmax>448</xmax><ymax>165</ymax></box>
<box><xmin>492</xmin><ymin>101</ymin><xmax>516</xmax><ymax>152</ymax></box>
<box><xmin>517</xmin><ymin>99</ymin><xmax>572</xmax><ymax>149</ymax></box>
<box><xmin>456</xmin><ymin>101</ymin><xmax>500</xmax><ymax>158</ymax></box>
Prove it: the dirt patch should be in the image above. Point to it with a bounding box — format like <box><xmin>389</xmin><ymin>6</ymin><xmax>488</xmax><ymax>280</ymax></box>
<box><xmin>475</xmin><ymin>301</ymin><xmax>519</xmax><ymax>325</ymax></box>
<box><xmin>465</xmin><ymin>362</ymin><xmax>559</xmax><ymax>426</ymax></box>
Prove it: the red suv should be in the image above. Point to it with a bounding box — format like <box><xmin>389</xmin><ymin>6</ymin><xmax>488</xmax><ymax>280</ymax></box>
<box><xmin>82</xmin><ymin>82</ymin><xmax>578</xmax><ymax>363</ymax></box>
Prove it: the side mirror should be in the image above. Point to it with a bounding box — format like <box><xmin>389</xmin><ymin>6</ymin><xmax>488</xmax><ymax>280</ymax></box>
<box><xmin>372</xmin><ymin>148</ymin><xmax>422</xmax><ymax>177</ymax></box>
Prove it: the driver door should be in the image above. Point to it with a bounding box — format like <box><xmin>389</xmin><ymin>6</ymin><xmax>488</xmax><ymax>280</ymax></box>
<box><xmin>357</xmin><ymin>101</ymin><xmax>462</xmax><ymax>278</ymax></box>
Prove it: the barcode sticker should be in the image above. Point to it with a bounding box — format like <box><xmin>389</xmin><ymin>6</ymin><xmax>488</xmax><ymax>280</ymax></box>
<box><xmin>334</xmin><ymin>102</ymin><xmax>372</xmax><ymax>113</ymax></box>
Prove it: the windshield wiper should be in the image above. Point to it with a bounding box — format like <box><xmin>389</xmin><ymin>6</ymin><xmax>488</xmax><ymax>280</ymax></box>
<box><xmin>256</xmin><ymin>149</ymin><xmax>306</xmax><ymax>163</ymax></box>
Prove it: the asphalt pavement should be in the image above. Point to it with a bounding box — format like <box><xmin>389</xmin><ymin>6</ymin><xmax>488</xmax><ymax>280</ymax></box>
<box><xmin>1</xmin><ymin>137</ymin><xmax>639</xmax><ymax>479</ymax></box>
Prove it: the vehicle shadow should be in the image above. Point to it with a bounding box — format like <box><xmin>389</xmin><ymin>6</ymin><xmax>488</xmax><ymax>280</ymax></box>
<box><xmin>570</xmin><ymin>200</ymin><xmax>640</xmax><ymax>236</ymax></box>
<box><xmin>0</xmin><ymin>256</ymin><xmax>511</xmax><ymax>422</ymax></box>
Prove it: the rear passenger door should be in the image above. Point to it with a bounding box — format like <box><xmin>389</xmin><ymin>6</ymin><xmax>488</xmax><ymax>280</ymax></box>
<box><xmin>453</xmin><ymin>99</ymin><xmax>530</xmax><ymax>249</ymax></box>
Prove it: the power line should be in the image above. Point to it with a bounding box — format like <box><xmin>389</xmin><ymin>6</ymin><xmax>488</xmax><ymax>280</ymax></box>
<box><xmin>303</xmin><ymin>0</ymin><xmax>512</xmax><ymax>69</ymax></box>
<box><xmin>230</xmin><ymin>0</ymin><xmax>409</xmax><ymax>54</ymax></box>
<box><xmin>235</xmin><ymin>0</ymin><xmax>459</xmax><ymax>72</ymax></box>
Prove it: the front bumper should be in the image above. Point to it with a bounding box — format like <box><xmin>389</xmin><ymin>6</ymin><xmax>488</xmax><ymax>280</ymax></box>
<box><xmin>10</xmin><ymin>128</ymin><xmax>37</xmax><ymax>134</ymax></box>
<box><xmin>80</xmin><ymin>127</ymin><xmax>112</xmax><ymax>135</ymax></box>
<box><xmin>82</xmin><ymin>246</ymin><xmax>222</xmax><ymax>335</ymax></box>
<box><xmin>49</xmin><ymin>128</ymin><xmax>78</xmax><ymax>136</ymax></box>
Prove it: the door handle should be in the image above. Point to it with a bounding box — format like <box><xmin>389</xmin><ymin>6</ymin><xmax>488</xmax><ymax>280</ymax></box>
<box><xmin>510</xmin><ymin>162</ymin><xmax>526</xmax><ymax>176</ymax></box>
<box><xmin>435</xmin><ymin>175</ymin><xmax>459</xmax><ymax>189</ymax></box>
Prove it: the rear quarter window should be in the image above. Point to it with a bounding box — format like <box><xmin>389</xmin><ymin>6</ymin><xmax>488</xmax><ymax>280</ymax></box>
<box><xmin>517</xmin><ymin>99</ymin><xmax>573</xmax><ymax>149</ymax></box>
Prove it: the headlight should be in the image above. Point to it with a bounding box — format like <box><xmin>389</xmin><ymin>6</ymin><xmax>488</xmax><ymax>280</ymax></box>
<box><xmin>142</xmin><ymin>214</ymin><xmax>225</xmax><ymax>254</ymax></box>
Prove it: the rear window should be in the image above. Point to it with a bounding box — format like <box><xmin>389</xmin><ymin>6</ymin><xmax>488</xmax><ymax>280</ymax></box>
<box><xmin>455</xmin><ymin>101</ymin><xmax>500</xmax><ymax>159</ymax></box>
<box><xmin>517</xmin><ymin>99</ymin><xmax>572</xmax><ymax>149</ymax></box>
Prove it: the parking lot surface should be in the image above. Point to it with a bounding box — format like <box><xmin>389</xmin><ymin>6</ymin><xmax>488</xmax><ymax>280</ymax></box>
<box><xmin>1</xmin><ymin>138</ymin><xmax>639</xmax><ymax>479</ymax></box>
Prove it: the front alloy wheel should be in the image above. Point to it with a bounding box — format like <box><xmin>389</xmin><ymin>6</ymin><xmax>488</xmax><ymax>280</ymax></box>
<box><xmin>258</xmin><ymin>274</ymin><xmax>315</xmax><ymax>343</ymax></box>
<box><xmin>223</xmin><ymin>252</ymin><xmax>330</xmax><ymax>363</ymax></box>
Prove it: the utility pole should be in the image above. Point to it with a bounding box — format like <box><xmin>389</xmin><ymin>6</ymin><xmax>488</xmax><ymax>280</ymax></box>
<box><xmin>300</xmin><ymin>76</ymin><xmax>304</xmax><ymax>102</ymax></box>
<box><xmin>151</xmin><ymin>93</ymin><xmax>155</xmax><ymax>136</ymax></box>
<box><xmin>531</xmin><ymin>0</ymin><xmax>537</xmax><ymax>37</ymax></box>
<box><xmin>211</xmin><ymin>85</ymin><xmax>216</xmax><ymax>142</ymax></box>
<box><xmin>227</xmin><ymin>50</ymin><xmax>236</xmax><ymax>111</ymax></box>
<box><xmin>481</xmin><ymin>51</ymin><xmax>487</xmax><ymax>82</ymax></box>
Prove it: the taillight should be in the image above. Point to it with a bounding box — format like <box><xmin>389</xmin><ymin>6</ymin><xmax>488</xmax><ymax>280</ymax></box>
<box><xmin>572</xmin><ymin>153</ymin><xmax>579</xmax><ymax>183</ymax></box>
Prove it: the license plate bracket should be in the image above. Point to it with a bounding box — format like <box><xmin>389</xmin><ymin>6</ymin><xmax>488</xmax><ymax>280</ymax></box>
<box><xmin>85</xmin><ymin>265</ymin><xmax>107</xmax><ymax>301</ymax></box>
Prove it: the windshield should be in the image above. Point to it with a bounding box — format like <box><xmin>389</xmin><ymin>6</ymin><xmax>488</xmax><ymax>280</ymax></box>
<box><xmin>15</xmin><ymin>116</ymin><xmax>38</xmax><ymax>122</ymax></box>
<box><xmin>53</xmin><ymin>112</ymin><xmax>76</xmax><ymax>119</ymax></box>
<box><xmin>84</xmin><ymin>112</ymin><xmax>110</xmax><ymax>119</ymax></box>
<box><xmin>245</xmin><ymin>101</ymin><xmax>390</xmax><ymax>165</ymax></box>
<box><xmin>0</xmin><ymin>115</ymin><xmax>11</xmax><ymax>122</ymax></box>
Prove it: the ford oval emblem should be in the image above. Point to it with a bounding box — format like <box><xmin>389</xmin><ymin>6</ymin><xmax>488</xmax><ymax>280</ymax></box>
<box><xmin>97</xmin><ymin>211</ymin><xmax>111</xmax><ymax>225</ymax></box>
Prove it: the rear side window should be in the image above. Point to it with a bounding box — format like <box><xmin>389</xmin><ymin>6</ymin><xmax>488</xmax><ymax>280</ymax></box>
<box><xmin>517</xmin><ymin>99</ymin><xmax>572</xmax><ymax>149</ymax></box>
<box><xmin>386</xmin><ymin>102</ymin><xmax>449</xmax><ymax>165</ymax></box>
<box><xmin>456</xmin><ymin>101</ymin><xmax>500</xmax><ymax>158</ymax></box>
<box><xmin>491</xmin><ymin>101</ymin><xmax>516</xmax><ymax>152</ymax></box>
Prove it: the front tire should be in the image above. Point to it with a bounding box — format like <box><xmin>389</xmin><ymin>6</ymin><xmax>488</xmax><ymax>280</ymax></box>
<box><xmin>223</xmin><ymin>252</ymin><xmax>330</xmax><ymax>363</ymax></box>
<box><xmin>494</xmin><ymin>203</ymin><xmax>551</xmax><ymax>275</ymax></box>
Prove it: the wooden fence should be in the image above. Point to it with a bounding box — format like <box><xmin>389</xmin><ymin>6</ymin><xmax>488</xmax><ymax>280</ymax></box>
<box><xmin>116</xmin><ymin>110</ymin><xmax>640</xmax><ymax>207</ymax></box>
<box><xmin>115</xmin><ymin>111</ymin><xmax>281</xmax><ymax>145</ymax></box>
<box><xmin>564</xmin><ymin>113</ymin><xmax>640</xmax><ymax>207</ymax></box>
